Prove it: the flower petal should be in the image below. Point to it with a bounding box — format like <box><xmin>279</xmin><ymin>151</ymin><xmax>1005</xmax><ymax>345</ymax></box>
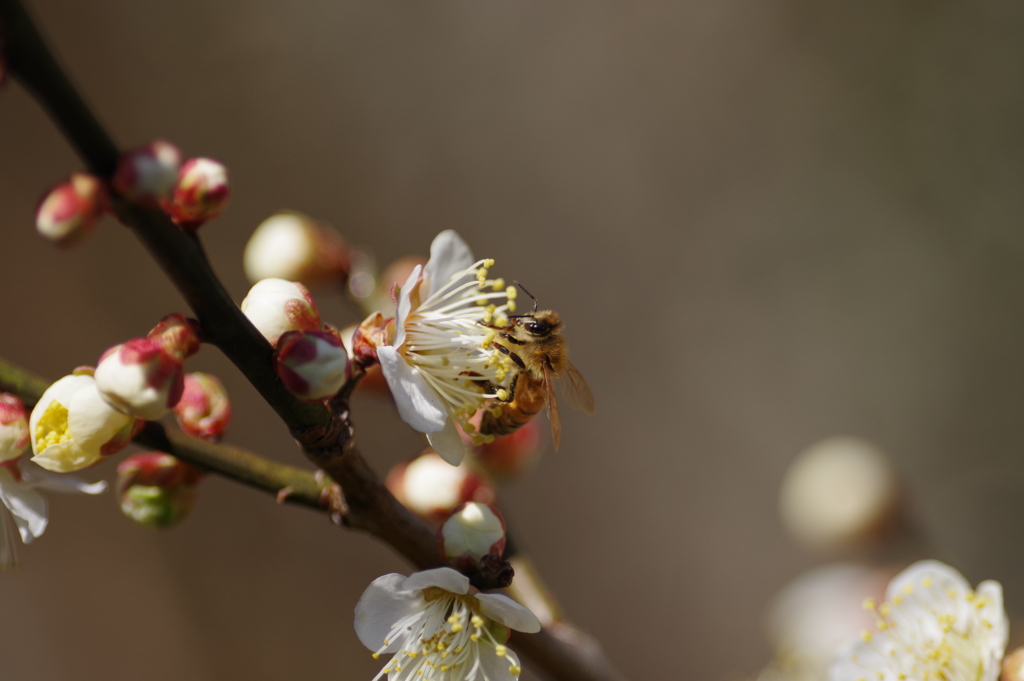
<box><xmin>393</xmin><ymin>264</ymin><xmax>422</xmax><ymax>349</ymax></box>
<box><xmin>402</xmin><ymin>567</ymin><xmax>470</xmax><ymax>594</ymax></box>
<box><xmin>22</xmin><ymin>465</ymin><xmax>107</xmax><ymax>495</ymax></box>
<box><xmin>378</xmin><ymin>346</ymin><xmax>447</xmax><ymax>433</ymax></box>
<box><xmin>976</xmin><ymin>580</ymin><xmax>1008</xmax><ymax>668</ymax></box>
<box><xmin>422</xmin><ymin>230</ymin><xmax>474</xmax><ymax>300</ymax></box>
<box><xmin>474</xmin><ymin>593</ymin><xmax>541</xmax><ymax>633</ymax></box>
<box><xmin>354</xmin><ymin>573</ymin><xmax>426</xmax><ymax>653</ymax></box>
<box><xmin>0</xmin><ymin>469</ymin><xmax>47</xmax><ymax>543</ymax></box>
<box><xmin>426</xmin><ymin>417</ymin><xmax>467</xmax><ymax>466</ymax></box>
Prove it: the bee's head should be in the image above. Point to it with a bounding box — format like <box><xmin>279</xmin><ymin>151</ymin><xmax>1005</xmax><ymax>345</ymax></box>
<box><xmin>518</xmin><ymin>310</ymin><xmax>562</xmax><ymax>337</ymax></box>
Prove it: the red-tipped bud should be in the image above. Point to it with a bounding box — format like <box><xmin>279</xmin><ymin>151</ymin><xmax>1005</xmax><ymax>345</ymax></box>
<box><xmin>243</xmin><ymin>212</ymin><xmax>351</xmax><ymax>289</ymax></box>
<box><xmin>0</xmin><ymin>394</ymin><xmax>30</xmax><ymax>464</ymax></box>
<box><xmin>173</xmin><ymin>373</ymin><xmax>232</xmax><ymax>441</ymax></box>
<box><xmin>274</xmin><ymin>330</ymin><xmax>347</xmax><ymax>401</ymax></box>
<box><xmin>35</xmin><ymin>173</ymin><xmax>107</xmax><ymax>247</ymax></box>
<box><xmin>94</xmin><ymin>338</ymin><xmax>186</xmax><ymax>420</ymax></box>
<box><xmin>240</xmin><ymin>279</ymin><xmax>322</xmax><ymax>347</ymax></box>
<box><xmin>438</xmin><ymin>502</ymin><xmax>506</xmax><ymax>573</ymax></box>
<box><xmin>474</xmin><ymin>418</ymin><xmax>543</xmax><ymax>479</ymax></box>
<box><xmin>116</xmin><ymin>452</ymin><xmax>203</xmax><ymax>528</ymax></box>
<box><xmin>112</xmin><ymin>140</ymin><xmax>182</xmax><ymax>204</ymax></box>
<box><xmin>167</xmin><ymin>157</ymin><xmax>230</xmax><ymax>230</ymax></box>
<box><xmin>386</xmin><ymin>450</ymin><xmax>495</xmax><ymax>524</ymax></box>
<box><xmin>350</xmin><ymin>312</ymin><xmax>395</xmax><ymax>368</ymax></box>
<box><xmin>147</xmin><ymin>313</ymin><xmax>202</xmax><ymax>360</ymax></box>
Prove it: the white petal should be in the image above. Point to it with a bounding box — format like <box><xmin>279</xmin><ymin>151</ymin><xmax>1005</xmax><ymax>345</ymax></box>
<box><xmin>393</xmin><ymin>264</ymin><xmax>422</xmax><ymax>349</ymax></box>
<box><xmin>976</xmin><ymin>580</ymin><xmax>1009</xmax><ymax>669</ymax></box>
<box><xmin>474</xmin><ymin>593</ymin><xmax>541</xmax><ymax>633</ymax></box>
<box><xmin>378</xmin><ymin>346</ymin><xmax>447</xmax><ymax>433</ymax></box>
<box><xmin>354</xmin><ymin>573</ymin><xmax>426</xmax><ymax>653</ymax></box>
<box><xmin>0</xmin><ymin>470</ymin><xmax>48</xmax><ymax>543</ymax></box>
<box><xmin>67</xmin><ymin>382</ymin><xmax>134</xmax><ymax>450</ymax></box>
<box><xmin>402</xmin><ymin>567</ymin><xmax>470</xmax><ymax>594</ymax></box>
<box><xmin>426</xmin><ymin>417</ymin><xmax>467</xmax><ymax>466</ymax></box>
<box><xmin>22</xmin><ymin>465</ymin><xmax>107</xmax><ymax>495</ymax></box>
<box><xmin>0</xmin><ymin>510</ymin><xmax>18</xmax><ymax>570</ymax></box>
<box><xmin>423</xmin><ymin>230</ymin><xmax>474</xmax><ymax>299</ymax></box>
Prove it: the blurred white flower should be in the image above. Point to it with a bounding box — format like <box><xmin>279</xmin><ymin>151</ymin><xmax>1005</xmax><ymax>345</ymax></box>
<box><xmin>378</xmin><ymin>230</ymin><xmax>516</xmax><ymax>465</ymax></box>
<box><xmin>355</xmin><ymin>567</ymin><xmax>539</xmax><ymax>681</ymax></box>
<box><xmin>829</xmin><ymin>560</ymin><xmax>1007</xmax><ymax>681</ymax></box>
<box><xmin>0</xmin><ymin>460</ymin><xmax>106</xmax><ymax>570</ymax></box>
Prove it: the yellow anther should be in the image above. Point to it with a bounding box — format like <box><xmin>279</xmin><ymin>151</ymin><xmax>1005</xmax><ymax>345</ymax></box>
<box><xmin>463</xmin><ymin>423</ymin><xmax>476</xmax><ymax>434</ymax></box>
<box><xmin>509</xmin><ymin>665</ymin><xmax>522</xmax><ymax>676</ymax></box>
<box><xmin>494</xmin><ymin>314</ymin><xmax>509</xmax><ymax>327</ymax></box>
<box><xmin>877</xmin><ymin>621</ymin><xmax>888</xmax><ymax>630</ymax></box>
<box><xmin>471</xmin><ymin>616</ymin><xmax>484</xmax><ymax>628</ymax></box>
<box><xmin>505</xmin><ymin>286</ymin><xmax>517</xmax><ymax>299</ymax></box>
<box><xmin>903</xmin><ymin>585</ymin><xmax>913</xmax><ymax>594</ymax></box>
<box><xmin>472</xmin><ymin>435</ymin><xmax>485</xmax><ymax>446</ymax></box>
<box><xmin>893</xmin><ymin>595</ymin><xmax>903</xmax><ymax>605</ymax></box>
<box><xmin>451</xmin><ymin>623</ymin><xmax>463</xmax><ymax>633</ymax></box>
<box><xmin>497</xmin><ymin>389</ymin><xmax>509</xmax><ymax>401</ymax></box>
<box><xmin>477</xmin><ymin>298</ymin><xmax>489</xmax><ymax>306</ymax></box>
<box><xmin>441</xmin><ymin>665</ymin><xmax>448</xmax><ymax>672</ymax></box>
<box><xmin>470</xmin><ymin>634</ymin><xmax>479</xmax><ymax>642</ymax></box>
<box><xmin>507</xmin><ymin>301</ymin><xmax>517</xmax><ymax>312</ymax></box>
<box><xmin>862</xmin><ymin>631</ymin><xmax>872</xmax><ymax>642</ymax></box>
<box><xmin>879</xmin><ymin>605</ymin><xmax>890</xmax><ymax>616</ymax></box>
<box><xmin>490</xmin><ymin>406</ymin><xmax>504</xmax><ymax>417</ymax></box>
<box><xmin>495</xmin><ymin>645</ymin><xmax>507</xmax><ymax>657</ymax></box>
<box><xmin>922</xmin><ymin>577</ymin><xmax>933</xmax><ymax>587</ymax></box>
<box><xmin>484</xmin><ymin>259</ymin><xmax>495</xmax><ymax>267</ymax></box>
<box><xmin>863</xmin><ymin>598</ymin><xmax>877</xmax><ymax>611</ymax></box>
<box><xmin>492</xmin><ymin>278</ymin><xmax>505</xmax><ymax>291</ymax></box>
<box><xmin>372</xmin><ymin>653</ymin><xmax>380</xmax><ymax>659</ymax></box>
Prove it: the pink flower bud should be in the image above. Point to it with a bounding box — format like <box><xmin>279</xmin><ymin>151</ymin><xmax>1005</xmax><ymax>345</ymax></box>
<box><xmin>438</xmin><ymin>502</ymin><xmax>506</xmax><ymax>573</ymax></box>
<box><xmin>243</xmin><ymin>212</ymin><xmax>351</xmax><ymax>289</ymax></box>
<box><xmin>274</xmin><ymin>330</ymin><xmax>347</xmax><ymax>400</ymax></box>
<box><xmin>350</xmin><ymin>312</ymin><xmax>394</xmax><ymax>368</ymax></box>
<box><xmin>0</xmin><ymin>394</ymin><xmax>30</xmax><ymax>464</ymax></box>
<box><xmin>112</xmin><ymin>140</ymin><xmax>182</xmax><ymax>204</ymax></box>
<box><xmin>167</xmin><ymin>157</ymin><xmax>230</xmax><ymax>230</ymax></box>
<box><xmin>473</xmin><ymin>418</ymin><xmax>543</xmax><ymax>480</ymax></box>
<box><xmin>30</xmin><ymin>373</ymin><xmax>140</xmax><ymax>472</ymax></box>
<box><xmin>116</xmin><ymin>452</ymin><xmax>202</xmax><ymax>528</ymax></box>
<box><xmin>35</xmin><ymin>172</ymin><xmax>107</xmax><ymax>247</ymax></box>
<box><xmin>147</xmin><ymin>313</ymin><xmax>202</xmax><ymax>360</ymax></box>
<box><xmin>94</xmin><ymin>338</ymin><xmax>186</xmax><ymax>420</ymax></box>
<box><xmin>240</xmin><ymin>278</ymin><xmax>322</xmax><ymax>347</ymax></box>
<box><xmin>386</xmin><ymin>450</ymin><xmax>495</xmax><ymax>524</ymax></box>
<box><xmin>173</xmin><ymin>373</ymin><xmax>232</xmax><ymax>441</ymax></box>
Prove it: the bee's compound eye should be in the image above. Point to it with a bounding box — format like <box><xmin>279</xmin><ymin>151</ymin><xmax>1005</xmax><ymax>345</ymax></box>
<box><xmin>525</xmin><ymin>322</ymin><xmax>550</xmax><ymax>335</ymax></box>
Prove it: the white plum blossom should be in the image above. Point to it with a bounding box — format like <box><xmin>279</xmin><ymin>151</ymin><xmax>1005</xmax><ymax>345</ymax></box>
<box><xmin>378</xmin><ymin>231</ymin><xmax>517</xmax><ymax>465</ymax></box>
<box><xmin>829</xmin><ymin>560</ymin><xmax>1008</xmax><ymax>681</ymax></box>
<box><xmin>0</xmin><ymin>461</ymin><xmax>106</xmax><ymax>570</ymax></box>
<box><xmin>355</xmin><ymin>567</ymin><xmax>540</xmax><ymax>681</ymax></box>
<box><xmin>30</xmin><ymin>371</ymin><xmax>137</xmax><ymax>473</ymax></box>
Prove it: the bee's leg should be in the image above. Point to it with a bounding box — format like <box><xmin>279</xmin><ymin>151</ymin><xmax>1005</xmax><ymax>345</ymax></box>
<box><xmin>506</xmin><ymin>373</ymin><xmax>519</xmax><ymax>402</ymax></box>
<box><xmin>498</xmin><ymin>332</ymin><xmax>526</xmax><ymax>345</ymax></box>
<box><xmin>491</xmin><ymin>341</ymin><xmax>527</xmax><ymax>370</ymax></box>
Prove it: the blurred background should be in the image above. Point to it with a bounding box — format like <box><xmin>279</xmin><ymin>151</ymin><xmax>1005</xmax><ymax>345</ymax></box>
<box><xmin>3</xmin><ymin>1</ymin><xmax>1024</xmax><ymax>679</ymax></box>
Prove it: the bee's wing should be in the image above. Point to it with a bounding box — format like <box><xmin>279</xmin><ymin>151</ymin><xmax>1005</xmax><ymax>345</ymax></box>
<box><xmin>558</xmin><ymin>361</ymin><xmax>595</xmax><ymax>414</ymax></box>
<box><xmin>543</xmin><ymin>364</ymin><xmax>561</xmax><ymax>451</ymax></box>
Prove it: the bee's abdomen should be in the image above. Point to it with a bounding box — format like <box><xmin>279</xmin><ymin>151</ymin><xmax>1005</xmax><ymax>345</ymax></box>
<box><xmin>480</xmin><ymin>401</ymin><xmax>542</xmax><ymax>437</ymax></box>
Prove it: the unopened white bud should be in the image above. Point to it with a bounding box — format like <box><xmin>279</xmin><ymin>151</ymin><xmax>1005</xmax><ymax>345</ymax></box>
<box><xmin>113</xmin><ymin>140</ymin><xmax>182</xmax><ymax>204</ymax></box>
<box><xmin>273</xmin><ymin>330</ymin><xmax>347</xmax><ymax>401</ymax></box>
<box><xmin>35</xmin><ymin>173</ymin><xmax>107</xmax><ymax>247</ymax></box>
<box><xmin>243</xmin><ymin>212</ymin><xmax>351</xmax><ymax>289</ymax></box>
<box><xmin>94</xmin><ymin>338</ymin><xmax>185</xmax><ymax>421</ymax></box>
<box><xmin>439</xmin><ymin>502</ymin><xmax>506</xmax><ymax>572</ymax></box>
<box><xmin>386</xmin><ymin>451</ymin><xmax>495</xmax><ymax>524</ymax></box>
<box><xmin>0</xmin><ymin>394</ymin><xmax>30</xmax><ymax>463</ymax></box>
<box><xmin>780</xmin><ymin>436</ymin><xmax>900</xmax><ymax>553</ymax></box>
<box><xmin>167</xmin><ymin>157</ymin><xmax>230</xmax><ymax>230</ymax></box>
<box><xmin>240</xmin><ymin>278</ymin><xmax>322</xmax><ymax>347</ymax></box>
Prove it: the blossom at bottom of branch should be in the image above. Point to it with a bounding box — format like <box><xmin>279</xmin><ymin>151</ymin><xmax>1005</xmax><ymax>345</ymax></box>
<box><xmin>355</xmin><ymin>567</ymin><xmax>540</xmax><ymax>681</ymax></box>
<box><xmin>829</xmin><ymin>560</ymin><xmax>1007</xmax><ymax>681</ymax></box>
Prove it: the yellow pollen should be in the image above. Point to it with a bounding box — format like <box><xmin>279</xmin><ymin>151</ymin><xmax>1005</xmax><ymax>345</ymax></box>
<box><xmin>922</xmin><ymin>578</ymin><xmax>933</xmax><ymax>587</ymax></box>
<box><xmin>476</xmin><ymin>298</ymin><xmax>489</xmax><ymax>306</ymax></box>
<box><xmin>509</xmin><ymin>665</ymin><xmax>522</xmax><ymax>675</ymax></box>
<box><xmin>880</xmin><ymin>605</ymin><xmax>890</xmax><ymax>616</ymax></box>
<box><xmin>497</xmin><ymin>389</ymin><xmax>509</xmax><ymax>401</ymax></box>
<box><xmin>862</xmin><ymin>631</ymin><xmax>873</xmax><ymax>642</ymax></box>
<box><xmin>903</xmin><ymin>585</ymin><xmax>914</xmax><ymax>595</ymax></box>
<box><xmin>492</xmin><ymin>278</ymin><xmax>505</xmax><ymax>291</ymax></box>
<box><xmin>34</xmin><ymin>401</ymin><xmax>71</xmax><ymax>450</ymax></box>
<box><xmin>893</xmin><ymin>595</ymin><xmax>903</xmax><ymax>605</ymax></box>
<box><xmin>495</xmin><ymin>645</ymin><xmax>507</xmax><ymax>657</ymax></box>
<box><xmin>471</xmin><ymin>616</ymin><xmax>484</xmax><ymax>628</ymax></box>
<box><xmin>372</xmin><ymin>654</ymin><xmax>380</xmax><ymax>659</ymax></box>
<box><xmin>863</xmin><ymin>598</ymin><xmax>877</xmax><ymax>611</ymax></box>
<box><xmin>470</xmin><ymin>634</ymin><xmax>479</xmax><ymax>642</ymax></box>
<box><xmin>507</xmin><ymin>300</ymin><xmax>517</xmax><ymax>312</ymax></box>
<box><xmin>483</xmin><ymin>259</ymin><xmax>495</xmax><ymax>267</ymax></box>
<box><xmin>505</xmin><ymin>286</ymin><xmax>517</xmax><ymax>299</ymax></box>
<box><xmin>462</xmin><ymin>423</ymin><xmax>476</xmax><ymax>434</ymax></box>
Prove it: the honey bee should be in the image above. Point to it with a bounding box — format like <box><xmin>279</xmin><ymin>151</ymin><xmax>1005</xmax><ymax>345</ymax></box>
<box><xmin>479</xmin><ymin>284</ymin><xmax>595</xmax><ymax>450</ymax></box>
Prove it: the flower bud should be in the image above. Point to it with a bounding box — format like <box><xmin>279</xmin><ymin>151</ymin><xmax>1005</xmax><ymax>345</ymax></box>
<box><xmin>94</xmin><ymin>338</ymin><xmax>186</xmax><ymax>420</ymax></box>
<box><xmin>30</xmin><ymin>372</ymin><xmax>139</xmax><ymax>472</ymax></box>
<box><xmin>273</xmin><ymin>330</ymin><xmax>347</xmax><ymax>400</ymax></box>
<box><xmin>35</xmin><ymin>172</ymin><xmax>107</xmax><ymax>247</ymax></box>
<box><xmin>780</xmin><ymin>437</ymin><xmax>901</xmax><ymax>554</ymax></box>
<box><xmin>112</xmin><ymin>140</ymin><xmax>182</xmax><ymax>204</ymax></box>
<box><xmin>116</xmin><ymin>452</ymin><xmax>202</xmax><ymax>528</ymax></box>
<box><xmin>167</xmin><ymin>157</ymin><xmax>230</xmax><ymax>230</ymax></box>
<box><xmin>474</xmin><ymin>418</ymin><xmax>543</xmax><ymax>479</ymax></box>
<box><xmin>0</xmin><ymin>394</ymin><xmax>30</xmax><ymax>464</ymax></box>
<box><xmin>147</xmin><ymin>313</ymin><xmax>202</xmax><ymax>360</ymax></box>
<box><xmin>1001</xmin><ymin>647</ymin><xmax>1024</xmax><ymax>681</ymax></box>
<box><xmin>439</xmin><ymin>502</ymin><xmax>506</xmax><ymax>573</ymax></box>
<box><xmin>243</xmin><ymin>212</ymin><xmax>351</xmax><ymax>288</ymax></box>
<box><xmin>350</xmin><ymin>312</ymin><xmax>394</xmax><ymax>368</ymax></box>
<box><xmin>240</xmin><ymin>278</ymin><xmax>322</xmax><ymax>347</ymax></box>
<box><xmin>173</xmin><ymin>372</ymin><xmax>232</xmax><ymax>441</ymax></box>
<box><xmin>386</xmin><ymin>450</ymin><xmax>495</xmax><ymax>524</ymax></box>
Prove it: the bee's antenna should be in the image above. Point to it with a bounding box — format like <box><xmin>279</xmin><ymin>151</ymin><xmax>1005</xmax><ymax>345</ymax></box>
<box><xmin>513</xmin><ymin>280</ymin><xmax>539</xmax><ymax>313</ymax></box>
